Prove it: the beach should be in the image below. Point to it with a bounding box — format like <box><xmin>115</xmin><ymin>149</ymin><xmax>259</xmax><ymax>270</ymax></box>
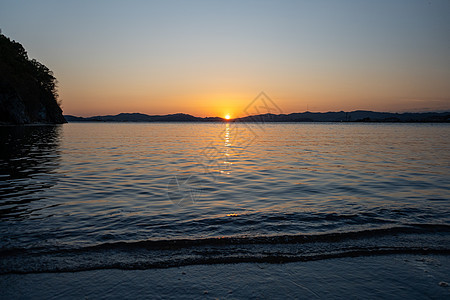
<box><xmin>2</xmin><ymin>254</ymin><xmax>449</xmax><ymax>299</ymax></box>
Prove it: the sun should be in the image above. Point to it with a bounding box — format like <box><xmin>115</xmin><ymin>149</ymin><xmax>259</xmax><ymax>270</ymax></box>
<box><xmin>224</xmin><ymin>114</ymin><xmax>231</xmax><ymax>120</ymax></box>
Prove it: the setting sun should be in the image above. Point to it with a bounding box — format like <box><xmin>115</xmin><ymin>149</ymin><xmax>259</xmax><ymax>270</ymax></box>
<box><xmin>224</xmin><ymin>114</ymin><xmax>231</xmax><ymax>120</ymax></box>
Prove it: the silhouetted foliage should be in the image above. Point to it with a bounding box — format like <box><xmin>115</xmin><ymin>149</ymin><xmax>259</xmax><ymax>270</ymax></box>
<box><xmin>0</xmin><ymin>34</ymin><xmax>58</xmax><ymax>100</ymax></box>
<box><xmin>0</xmin><ymin>33</ymin><xmax>65</xmax><ymax>124</ymax></box>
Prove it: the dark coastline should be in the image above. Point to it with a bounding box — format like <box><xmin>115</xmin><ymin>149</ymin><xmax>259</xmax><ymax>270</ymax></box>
<box><xmin>64</xmin><ymin>110</ymin><xmax>450</xmax><ymax>123</ymax></box>
<box><xmin>0</xmin><ymin>34</ymin><xmax>66</xmax><ymax>125</ymax></box>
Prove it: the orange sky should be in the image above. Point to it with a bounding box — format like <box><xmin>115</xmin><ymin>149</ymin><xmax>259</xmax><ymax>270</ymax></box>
<box><xmin>2</xmin><ymin>1</ymin><xmax>449</xmax><ymax>117</ymax></box>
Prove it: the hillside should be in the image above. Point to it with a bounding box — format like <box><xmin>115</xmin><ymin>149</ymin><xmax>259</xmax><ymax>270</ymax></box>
<box><xmin>0</xmin><ymin>34</ymin><xmax>66</xmax><ymax>124</ymax></box>
<box><xmin>65</xmin><ymin>111</ymin><xmax>450</xmax><ymax>123</ymax></box>
<box><xmin>64</xmin><ymin>113</ymin><xmax>224</xmax><ymax>122</ymax></box>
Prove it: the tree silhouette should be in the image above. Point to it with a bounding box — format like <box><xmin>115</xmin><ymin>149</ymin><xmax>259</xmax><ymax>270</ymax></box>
<box><xmin>0</xmin><ymin>33</ymin><xmax>65</xmax><ymax>124</ymax></box>
<box><xmin>0</xmin><ymin>33</ymin><xmax>58</xmax><ymax>100</ymax></box>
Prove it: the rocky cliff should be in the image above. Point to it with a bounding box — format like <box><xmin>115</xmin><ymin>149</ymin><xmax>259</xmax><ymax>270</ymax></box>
<box><xmin>0</xmin><ymin>34</ymin><xmax>66</xmax><ymax>124</ymax></box>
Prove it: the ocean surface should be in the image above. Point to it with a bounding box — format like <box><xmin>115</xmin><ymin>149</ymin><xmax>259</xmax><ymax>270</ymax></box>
<box><xmin>0</xmin><ymin>122</ymin><xmax>449</xmax><ymax>273</ymax></box>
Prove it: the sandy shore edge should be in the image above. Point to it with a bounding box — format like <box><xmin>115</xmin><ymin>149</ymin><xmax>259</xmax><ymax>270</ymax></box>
<box><xmin>1</xmin><ymin>254</ymin><xmax>449</xmax><ymax>299</ymax></box>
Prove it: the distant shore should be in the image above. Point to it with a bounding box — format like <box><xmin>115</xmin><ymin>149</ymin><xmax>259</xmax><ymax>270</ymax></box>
<box><xmin>64</xmin><ymin>111</ymin><xmax>450</xmax><ymax>123</ymax></box>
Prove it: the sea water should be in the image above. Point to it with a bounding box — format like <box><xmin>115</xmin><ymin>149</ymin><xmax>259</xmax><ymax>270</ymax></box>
<box><xmin>0</xmin><ymin>122</ymin><xmax>449</xmax><ymax>273</ymax></box>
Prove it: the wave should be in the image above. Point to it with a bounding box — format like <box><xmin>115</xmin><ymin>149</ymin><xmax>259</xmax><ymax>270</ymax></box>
<box><xmin>1</xmin><ymin>223</ymin><xmax>450</xmax><ymax>274</ymax></box>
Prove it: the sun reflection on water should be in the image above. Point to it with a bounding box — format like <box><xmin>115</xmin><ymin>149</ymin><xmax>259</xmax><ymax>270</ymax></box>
<box><xmin>220</xmin><ymin>123</ymin><xmax>233</xmax><ymax>175</ymax></box>
<box><xmin>226</xmin><ymin>213</ymin><xmax>239</xmax><ymax>217</ymax></box>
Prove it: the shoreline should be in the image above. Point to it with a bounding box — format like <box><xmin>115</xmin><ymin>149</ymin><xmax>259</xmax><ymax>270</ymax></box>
<box><xmin>1</xmin><ymin>254</ymin><xmax>449</xmax><ymax>299</ymax></box>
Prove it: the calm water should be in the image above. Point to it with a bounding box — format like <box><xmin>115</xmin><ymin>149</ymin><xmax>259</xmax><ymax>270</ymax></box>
<box><xmin>1</xmin><ymin>123</ymin><xmax>449</xmax><ymax>273</ymax></box>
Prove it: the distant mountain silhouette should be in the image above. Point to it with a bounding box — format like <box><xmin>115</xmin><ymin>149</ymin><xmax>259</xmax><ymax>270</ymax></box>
<box><xmin>0</xmin><ymin>33</ymin><xmax>66</xmax><ymax>124</ymax></box>
<box><xmin>65</xmin><ymin>113</ymin><xmax>224</xmax><ymax>122</ymax></box>
<box><xmin>235</xmin><ymin>110</ymin><xmax>450</xmax><ymax>123</ymax></box>
<box><xmin>65</xmin><ymin>110</ymin><xmax>450</xmax><ymax>123</ymax></box>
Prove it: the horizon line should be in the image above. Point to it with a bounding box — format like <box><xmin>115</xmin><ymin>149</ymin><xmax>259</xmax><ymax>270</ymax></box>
<box><xmin>65</xmin><ymin>109</ymin><xmax>450</xmax><ymax>119</ymax></box>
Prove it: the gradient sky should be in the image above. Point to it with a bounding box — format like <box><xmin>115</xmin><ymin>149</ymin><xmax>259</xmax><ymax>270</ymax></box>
<box><xmin>1</xmin><ymin>0</ymin><xmax>449</xmax><ymax>117</ymax></box>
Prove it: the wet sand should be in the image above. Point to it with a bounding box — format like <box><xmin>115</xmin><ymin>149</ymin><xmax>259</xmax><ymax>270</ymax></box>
<box><xmin>1</xmin><ymin>254</ymin><xmax>449</xmax><ymax>299</ymax></box>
